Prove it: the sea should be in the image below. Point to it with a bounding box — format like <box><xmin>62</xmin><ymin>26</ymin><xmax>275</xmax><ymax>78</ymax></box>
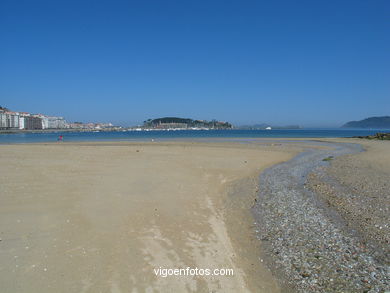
<box><xmin>0</xmin><ymin>128</ymin><xmax>389</xmax><ymax>144</ymax></box>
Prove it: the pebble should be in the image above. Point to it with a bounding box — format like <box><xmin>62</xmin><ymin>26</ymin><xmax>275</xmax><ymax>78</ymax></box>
<box><xmin>253</xmin><ymin>141</ymin><xmax>389</xmax><ymax>292</ymax></box>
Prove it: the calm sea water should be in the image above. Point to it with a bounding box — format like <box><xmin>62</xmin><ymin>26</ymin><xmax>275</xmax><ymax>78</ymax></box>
<box><xmin>0</xmin><ymin>129</ymin><xmax>388</xmax><ymax>144</ymax></box>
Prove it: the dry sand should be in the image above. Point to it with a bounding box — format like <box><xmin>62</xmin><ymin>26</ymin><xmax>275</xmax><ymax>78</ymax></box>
<box><xmin>0</xmin><ymin>141</ymin><xmax>296</xmax><ymax>293</ymax></box>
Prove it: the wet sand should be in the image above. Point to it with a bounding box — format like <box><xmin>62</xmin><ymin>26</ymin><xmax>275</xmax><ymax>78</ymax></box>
<box><xmin>0</xmin><ymin>141</ymin><xmax>296</xmax><ymax>293</ymax></box>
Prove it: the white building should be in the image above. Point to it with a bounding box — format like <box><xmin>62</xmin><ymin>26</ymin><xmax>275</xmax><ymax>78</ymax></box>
<box><xmin>42</xmin><ymin>116</ymin><xmax>49</xmax><ymax>129</ymax></box>
<box><xmin>19</xmin><ymin>116</ymin><xmax>25</xmax><ymax>129</ymax></box>
<box><xmin>0</xmin><ymin>110</ymin><xmax>69</xmax><ymax>130</ymax></box>
<box><xmin>0</xmin><ymin>111</ymin><xmax>6</xmax><ymax>129</ymax></box>
<box><xmin>0</xmin><ymin>111</ymin><xmax>20</xmax><ymax>129</ymax></box>
<box><xmin>47</xmin><ymin>116</ymin><xmax>67</xmax><ymax>129</ymax></box>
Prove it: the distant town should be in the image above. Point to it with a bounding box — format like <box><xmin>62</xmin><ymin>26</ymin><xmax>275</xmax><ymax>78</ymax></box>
<box><xmin>0</xmin><ymin>107</ymin><xmax>233</xmax><ymax>132</ymax></box>
<box><xmin>0</xmin><ymin>106</ymin><xmax>114</xmax><ymax>131</ymax></box>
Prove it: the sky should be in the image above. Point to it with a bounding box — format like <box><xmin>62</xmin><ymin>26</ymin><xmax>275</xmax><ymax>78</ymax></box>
<box><xmin>0</xmin><ymin>0</ymin><xmax>389</xmax><ymax>127</ymax></box>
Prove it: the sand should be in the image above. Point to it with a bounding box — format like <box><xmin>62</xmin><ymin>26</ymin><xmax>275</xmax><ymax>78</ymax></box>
<box><xmin>0</xmin><ymin>141</ymin><xmax>296</xmax><ymax>293</ymax></box>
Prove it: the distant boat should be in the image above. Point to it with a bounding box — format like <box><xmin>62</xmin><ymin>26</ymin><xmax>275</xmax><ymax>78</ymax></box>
<box><xmin>265</xmin><ymin>127</ymin><xmax>272</xmax><ymax>130</ymax></box>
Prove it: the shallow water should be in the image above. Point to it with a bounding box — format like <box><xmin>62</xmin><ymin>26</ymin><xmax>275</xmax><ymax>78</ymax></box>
<box><xmin>1</xmin><ymin>128</ymin><xmax>389</xmax><ymax>143</ymax></box>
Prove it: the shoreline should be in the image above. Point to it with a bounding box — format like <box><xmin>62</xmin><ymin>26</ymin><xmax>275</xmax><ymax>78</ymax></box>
<box><xmin>0</xmin><ymin>128</ymin><xmax>124</xmax><ymax>134</ymax></box>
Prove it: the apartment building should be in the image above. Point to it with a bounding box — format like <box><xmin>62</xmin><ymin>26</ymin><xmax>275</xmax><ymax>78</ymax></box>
<box><xmin>47</xmin><ymin>116</ymin><xmax>67</xmax><ymax>129</ymax></box>
<box><xmin>0</xmin><ymin>110</ymin><xmax>20</xmax><ymax>129</ymax></box>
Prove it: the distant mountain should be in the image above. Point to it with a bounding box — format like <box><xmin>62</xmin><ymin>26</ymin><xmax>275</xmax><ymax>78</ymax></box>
<box><xmin>342</xmin><ymin>116</ymin><xmax>390</xmax><ymax>129</ymax></box>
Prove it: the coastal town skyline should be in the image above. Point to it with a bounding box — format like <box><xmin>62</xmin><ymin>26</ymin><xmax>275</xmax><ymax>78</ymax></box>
<box><xmin>1</xmin><ymin>0</ymin><xmax>389</xmax><ymax>127</ymax></box>
<box><xmin>0</xmin><ymin>105</ymin><xmax>233</xmax><ymax>130</ymax></box>
<box><xmin>1</xmin><ymin>104</ymin><xmax>389</xmax><ymax>130</ymax></box>
<box><xmin>0</xmin><ymin>105</ymin><xmax>114</xmax><ymax>130</ymax></box>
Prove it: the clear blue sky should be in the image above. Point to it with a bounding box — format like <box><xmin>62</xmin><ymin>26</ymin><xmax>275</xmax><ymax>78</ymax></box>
<box><xmin>1</xmin><ymin>0</ymin><xmax>389</xmax><ymax>127</ymax></box>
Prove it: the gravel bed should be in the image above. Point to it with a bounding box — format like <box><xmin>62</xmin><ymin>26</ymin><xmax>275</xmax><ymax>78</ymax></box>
<box><xmin>308</xmin><ymin>165</ymin><xmax>389</xmax><ymax>259</ymax></box>
<box><xmin>252</xmin><ymin>141</ymin><xmax>389</xmax><ymax>292</ymax></box>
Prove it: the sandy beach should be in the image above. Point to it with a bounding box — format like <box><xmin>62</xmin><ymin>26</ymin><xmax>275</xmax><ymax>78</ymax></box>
<box><xmin>0</xmin><ymin>141</ymin><xmax>296</xmax><ymax>293</ymax></box>
<box><xmin>1</xmin><ymin>139</ymin><xmax>389</xmax><ymax>292</ymax></box>
<box><xmin>2</xmin><ymin>0</ymin><xmax>388</xmax><ymax>290</ymax></box>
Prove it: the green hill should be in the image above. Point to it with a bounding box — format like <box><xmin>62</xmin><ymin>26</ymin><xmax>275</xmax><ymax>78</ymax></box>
<box><xmin>143</xmin><ymin>117</ymin><xmax>232</xmax><ymax>129</ymax></box>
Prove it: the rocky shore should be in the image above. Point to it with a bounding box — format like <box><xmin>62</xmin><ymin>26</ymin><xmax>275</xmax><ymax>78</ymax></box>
<box><xmin>353</xmin><ymin>132</ymin><xmax>390</xmax><ymax>140</ymax></box>
<box><xmin>253</xmin><ymin>141</ymin><xmax>389</xmax><ymax>292</ymax></box>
